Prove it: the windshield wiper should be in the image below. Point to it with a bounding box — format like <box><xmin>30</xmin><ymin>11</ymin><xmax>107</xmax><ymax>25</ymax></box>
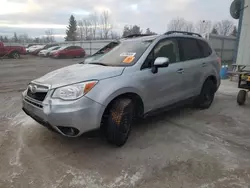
<box><xmin>89</xmin><ymin>62</ymin><xmax>108</xmax><ymax>66</ymax></box>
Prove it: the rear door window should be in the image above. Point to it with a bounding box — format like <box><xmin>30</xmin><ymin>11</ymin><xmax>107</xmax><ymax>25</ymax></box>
<box><xmin>178</xmin><ymin>38</ymin><xmax>203</xmax><ymax>61</ymax></box>
<box><xmin>66</xmin><ymin>46</ymin><xmax>74</xmax><ymax>50</ymax></box>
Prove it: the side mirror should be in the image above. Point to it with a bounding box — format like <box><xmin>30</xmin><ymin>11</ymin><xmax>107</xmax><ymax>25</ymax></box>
<box><xmin>152</xmin><ymin>57</ymin><xmax>169</xmax><ymax>74</ymax></box>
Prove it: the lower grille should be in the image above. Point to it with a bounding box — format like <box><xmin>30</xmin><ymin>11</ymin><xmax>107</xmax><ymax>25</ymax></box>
<box><xmin>22</xmin><ymin>108</ymin><xmax>57</xmax><ymax>133</ymax></box>
<box><xmin>27</xmin><ymin>89</ymin><xmax>47</xmax><ymax>102</ymax></box>
<box><xmin>24</xmin><ymin>98</ymin><xmax>43</xmax><ymax>108</ymax></box>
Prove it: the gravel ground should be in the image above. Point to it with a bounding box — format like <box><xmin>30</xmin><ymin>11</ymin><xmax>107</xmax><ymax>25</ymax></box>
<box><xmin>0</xmin><ymin>56</ymin><xmax>250</xmax><ymax>188</ymax></box>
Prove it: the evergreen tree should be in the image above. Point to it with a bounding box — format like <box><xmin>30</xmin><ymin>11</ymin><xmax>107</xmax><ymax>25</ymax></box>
<box><xmin>13</xmin><ymin>32</ymin><xmax>18</xmax><ymax>42</ymax></box>
<box><xmin>4</xmin><ymin>36</ymin><xmax>8</xmax><ymax>42</ymax></box>
<box><xmin>211</xmin><ymin>27</ymin><xmax>218</xmax><ymax>35</ymax></box>
<box><xmin>122</xmin><ymin>25</ymin><xmax>142</xmax><ymax>37</ymax></box>
<box><xmin>231</xmin><ymin>26</ymin><xmax>238</xmax><ymax>36</ymax></box>
<box><xmin>0</xmin><ymin>36</ymin><xmax>3</xmax><ymax>42</ymax></box>
<box><xmin>145</xmin><ymin>28</ymin><xmax>157</xmax><ymax>35</ymax></box>
<box><xmin>65</xmin><ymin>15</ymin><xmax>77</xmax><ymax>41</ymax></box>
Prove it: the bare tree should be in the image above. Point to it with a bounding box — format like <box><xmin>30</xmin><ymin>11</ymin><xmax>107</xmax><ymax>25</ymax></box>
<box><xmin>214</xmin><ymin>20</ymin><xmax>234</xmax><ymax>36</ymax></box>
<box><xmin>18</xmin><ymin>34</ymin><xmax>30</xmax><ymax>43</ymax></box>
<box><xmin>110</xmin><ymin>31</ymin><xmax>120</xmax><ymax>39</ymax></box>
<box><xmin>83</xmin><ymin>19</ymin><xmax>92</xmax><ymax>40</ymax></box>
<box><xmin>45</xmin><ymin>29</ymin><xmax>55</xmax><ymax>43</ymax></box>
<box><xmin>89</xmin><ymin>13</ymin><xmax>98</xmax><ymax>40</ymax></box>
<box><xmin>168</xmin><ymin>18</ymin><xmax>187</xmax><ymax>31</ymax></box>
<box><xmin>185</xmin><ymin>21</ymin><xmax>195</xmax><ymax>32</ymax></box>
<box><xmin>196</xmin><ymin>20</ymin><xmax>212</xmax><ymax>35</ymax></box>
<box><xmin>77</xmin><ymin>20</ymin><xmax>84</xmax><ymax>40</ymax></box>
<box><xmin>100</xmin><ymin>11</ymin><xmax>112</xmax><ymax>39</ymax></box>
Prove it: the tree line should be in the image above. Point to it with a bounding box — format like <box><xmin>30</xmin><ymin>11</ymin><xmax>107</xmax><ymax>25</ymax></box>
<box><xmin>0</xmin><ymin>29</ymin><xmax>55</xmax><ymax>43</ymax></box>
<box><xmin>65</xmin><ymin>14</ymin><xmax>238</xmax><ymax>42</ymax></box>
<box><xmin>65</xmin><ymin>11</ymin><xmax>118</xmax><ymax>41</ymax></box>
<box><xmin>167</xmin><ymin>18</ymin><xmax>237</xmax><ymax>37</ymax></box>
<box><xmin>0</xmin><ymin>14</ymin><xmax>237</xmax><ymax>43</ymax></box>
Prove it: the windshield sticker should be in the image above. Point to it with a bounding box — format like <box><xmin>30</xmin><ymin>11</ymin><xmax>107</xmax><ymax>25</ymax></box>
<box><xmin>123</xmin><ymin>56</ymin><xmax>135</xmax><ymax>64</ymax></box>
<box><xmin>120</xmin><ymin>52</ymin><xmax>136</xmax><ymax>57</ymax></box>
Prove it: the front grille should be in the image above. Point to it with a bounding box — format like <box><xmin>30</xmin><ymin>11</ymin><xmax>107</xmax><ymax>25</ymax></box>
<box><xmin>27</xmin><ymin>89</ymin><xmax>47</xmax><ymax>102</ymax></box>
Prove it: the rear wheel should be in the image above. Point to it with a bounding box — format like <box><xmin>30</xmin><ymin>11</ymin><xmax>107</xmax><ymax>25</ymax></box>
<box><xmin>194</xmin><ymin>79</ymin><xmax>216</xmax><ymax>109</ymax></box>
<box><xmin>106</xmin><ymin>98</ymin><xmax>134</xmax><ymax>147</ymax></box>
<box><xmin>58</xmin><ymin>54</ymin><xmax>66</xmax><ymax>59</ymax></box>
<box><xmin>237</xmin><ymin>90</ymin><xmax>247</xmax><ymax>106</ymax></box>
<box><xmin>79</xmin><ymin>52</ymin><xmax>85</xmax><ymax>58</ymax></box>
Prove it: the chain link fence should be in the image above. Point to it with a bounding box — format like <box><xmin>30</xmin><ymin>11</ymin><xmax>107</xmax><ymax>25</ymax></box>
<box><xmin>4</xmin><ymin>34</ymin><xmax>237</xmax><ymax>60</ymax></box>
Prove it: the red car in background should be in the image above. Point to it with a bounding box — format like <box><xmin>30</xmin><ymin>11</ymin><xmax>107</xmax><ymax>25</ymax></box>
<box><xmin>0</xmin><ymin>41</ymin><xmax>26</xmax><ymax>59</ymax></box>
<box><xmin>51</xmin><ymin>46</ymin><xmax>85</xmax><ymax>58</ymax></box>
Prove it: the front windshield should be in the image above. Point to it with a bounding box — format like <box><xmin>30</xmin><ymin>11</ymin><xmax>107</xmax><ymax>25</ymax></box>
<box><xmin>58</xmin><ymin>46</ymin><xmax>68</xmax><ymax>50</ymax></box>
<box><xmin>90</xmin><ymin>40</ymin><xmax>152</xmax><ymax>66</ymax></box>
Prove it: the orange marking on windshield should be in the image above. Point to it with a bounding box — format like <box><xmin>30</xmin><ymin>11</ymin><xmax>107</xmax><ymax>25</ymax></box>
<box><xmin>123</xmin><ymin>56</ymin><xmax>135</xmax><ymax>63</ymax></box>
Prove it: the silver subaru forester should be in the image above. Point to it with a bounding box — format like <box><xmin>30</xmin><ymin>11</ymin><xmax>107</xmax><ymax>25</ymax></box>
<box><xmin>22</xmin><ymin>31</ymin><xmax>221</xmax><ymax>146</ymax></box>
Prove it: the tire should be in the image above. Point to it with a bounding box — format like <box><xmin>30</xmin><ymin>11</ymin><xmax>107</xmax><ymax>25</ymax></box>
<box><xmin>194</xmin><ymin>79</ymin><xmax>216</xmax><ymax>109</ymax></box>
<box><xmin>80</xmin><ymin>53</ymin><xmax>85</xmax><ymax>58</ymax></box>
<box><xmin>58</xmin><ymin>54</ymin><xmax>66</xmax><ymax>59</ymax></box>
<box><xmin>11</xmin><ymin>51</ymin><xmax>20</xmax><ymax>59</ymax></box>
<box><xmin>106</xmin><ymin>98</ymin><xmax>134</xmax><ymax>147</ymax></box>
<box><xmin>237</xmin><ymin>90</ymin><xmax>247</xmax><ymax>106</ymax></box>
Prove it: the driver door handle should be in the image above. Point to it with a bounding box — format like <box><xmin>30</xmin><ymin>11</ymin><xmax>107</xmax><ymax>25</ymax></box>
<box><xmin>177</xmin><ymin>68</ymin><xmax>184</xmax><ymax>74</ymax></box>
<box><xmin>202</xmin><ymin>62</ymin><xmax>207</xmax><ymax>67</ymax></box>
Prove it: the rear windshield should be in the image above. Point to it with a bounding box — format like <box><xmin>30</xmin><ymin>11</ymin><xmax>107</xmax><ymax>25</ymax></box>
<box><xmin>89</xmin><ymin>40</ymin><xmax>152</xmax><ymax>66</ymax></box>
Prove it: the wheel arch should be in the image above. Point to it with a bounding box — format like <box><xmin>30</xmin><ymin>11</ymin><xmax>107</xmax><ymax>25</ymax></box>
<box><xmin>100</xmin><ymin>91</ymin><xmax>145</xmax><ymax>130</ymax></box>
<box><xmin>103</xmin><ymin>92</ymin><xmax>144</xmax><ymax>117</ymax></box>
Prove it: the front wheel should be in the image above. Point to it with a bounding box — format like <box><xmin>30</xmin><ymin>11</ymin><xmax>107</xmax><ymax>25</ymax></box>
<box><xmin>106</xmin><ymin>98</ymin><xmax>134</xmax><ymax>147</ymax></box>
<box><xmin>194</xmin><ymin>79</ymin><xmax>216</xmax><ymax>109</ymax></box>
<box><xmin>11</xmin><ymin>51</ymin><xmax>20</xmax><ymax>59</ymax></box>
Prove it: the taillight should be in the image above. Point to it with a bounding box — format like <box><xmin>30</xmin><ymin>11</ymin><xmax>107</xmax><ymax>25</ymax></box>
<box><xmin>217</xmin><ymin>57</ymin><xmax>222</xmax><ymax>68</ymax></box>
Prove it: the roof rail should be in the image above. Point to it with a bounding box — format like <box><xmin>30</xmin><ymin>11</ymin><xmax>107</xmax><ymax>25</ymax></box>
<box><xmin>123</xmin><ymin>34</ymin><xmax>156</xmax><ymax>39</ymax></box>
<box><xmin>164</xmin><ymin>31</ymin><xmax>202</xmax><ymax>38</ymax></box>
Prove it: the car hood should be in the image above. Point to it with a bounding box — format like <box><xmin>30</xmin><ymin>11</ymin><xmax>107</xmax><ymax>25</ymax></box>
<box><xmin>33</xmin><ymin>64</ymin><xmax>125</xmax><ymax>89</ymax></box>
<box><xmin>84</xmin><ymin>54</ymin><xmax>103</xmax><ymax>64</ymax></box>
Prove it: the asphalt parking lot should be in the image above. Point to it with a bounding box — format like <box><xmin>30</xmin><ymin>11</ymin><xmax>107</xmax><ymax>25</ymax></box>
<box><xmin>1</xmin><ymin>56</ymin><xmax>250</xmax><ymax>188</ymax></box>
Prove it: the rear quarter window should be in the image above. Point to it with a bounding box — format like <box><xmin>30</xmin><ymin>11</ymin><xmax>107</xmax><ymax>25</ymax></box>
<box><xmin>197</xmin><ymin>40</ymin><xmax>212</xmax><ymax>58</ymax></box>
<box><xmin>178</xmin><ymin>38</ymin><xmax>203</xmax><ymax>61</ymax></box>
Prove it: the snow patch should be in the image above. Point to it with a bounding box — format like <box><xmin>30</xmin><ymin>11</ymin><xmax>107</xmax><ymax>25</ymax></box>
<box><xmin>130</xmin><ymin>171</ymin><xmax>143</xmax><ymax>186</ymax></box>
<box><xmin>108</xmin><ymin>169</ymin><xmax>145</xmax><ymax>188</ymax></box>
<box><xmin>10</xmin><ymin>112</ymin><xmax>34</xmax><ymax>128</ymax></box>
<box><xmin>9</xmin><ymin>147</ymin><xmax>22</xmax><ymax>167</ymax></box>
<box><xmin>67</xmin><ymin>169</ymin><xmax>103</xmax><ymax>188</ymax></box>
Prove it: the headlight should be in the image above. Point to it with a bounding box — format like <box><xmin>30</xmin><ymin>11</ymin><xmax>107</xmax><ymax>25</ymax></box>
<box><xmin>52</xmin><ymin>81</ymin><xmax>98</xmax><ymax>100</ymax></box>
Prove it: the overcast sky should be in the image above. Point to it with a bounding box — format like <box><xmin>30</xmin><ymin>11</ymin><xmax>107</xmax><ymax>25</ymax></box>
<box><xmin>0</xmin><ymin>0</ymin><xmax>237</xmax><ymax>40</ymax></box>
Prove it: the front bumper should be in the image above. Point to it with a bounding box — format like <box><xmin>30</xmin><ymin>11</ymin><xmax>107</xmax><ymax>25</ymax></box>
<box><xmin>22</xmin><ymin>90</ymin><xmax>105</xmax><ymax>137</ymax></box>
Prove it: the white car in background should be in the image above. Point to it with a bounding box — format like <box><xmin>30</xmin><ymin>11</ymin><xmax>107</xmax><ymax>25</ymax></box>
<box><xmin>38</xmin><ymin>46</ymin><xmax>60</xmax><ymax>57</ymax></box>
<box><xmin>27</xmin><ymin>45</ymin><xmax>45</xmax><ymax>53</ymax></box>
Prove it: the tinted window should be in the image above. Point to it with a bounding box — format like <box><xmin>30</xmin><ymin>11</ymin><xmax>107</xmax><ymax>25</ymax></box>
<box><xmin>197</xmin><ymin>40</ymin><xmax>212</xmax><ymax>57</ymax></box>
<box><xmin>66</xmin><ymin>46</ymin><xmax>74</xmax><ymax>50</ymax></box>
<box><xmin>75</xmin><ymin>46</ymin><xmax>82</xmax><ymax>49</ymax></box>
<box><xmin>179</xmin><ymin>38</ymin><xmax>202</xmax><ymax>61</ymax></box>
<box><xmin>142</xmin><ymin>39</ymin><xmax>179</xmax><ymax>69</ymax></box>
